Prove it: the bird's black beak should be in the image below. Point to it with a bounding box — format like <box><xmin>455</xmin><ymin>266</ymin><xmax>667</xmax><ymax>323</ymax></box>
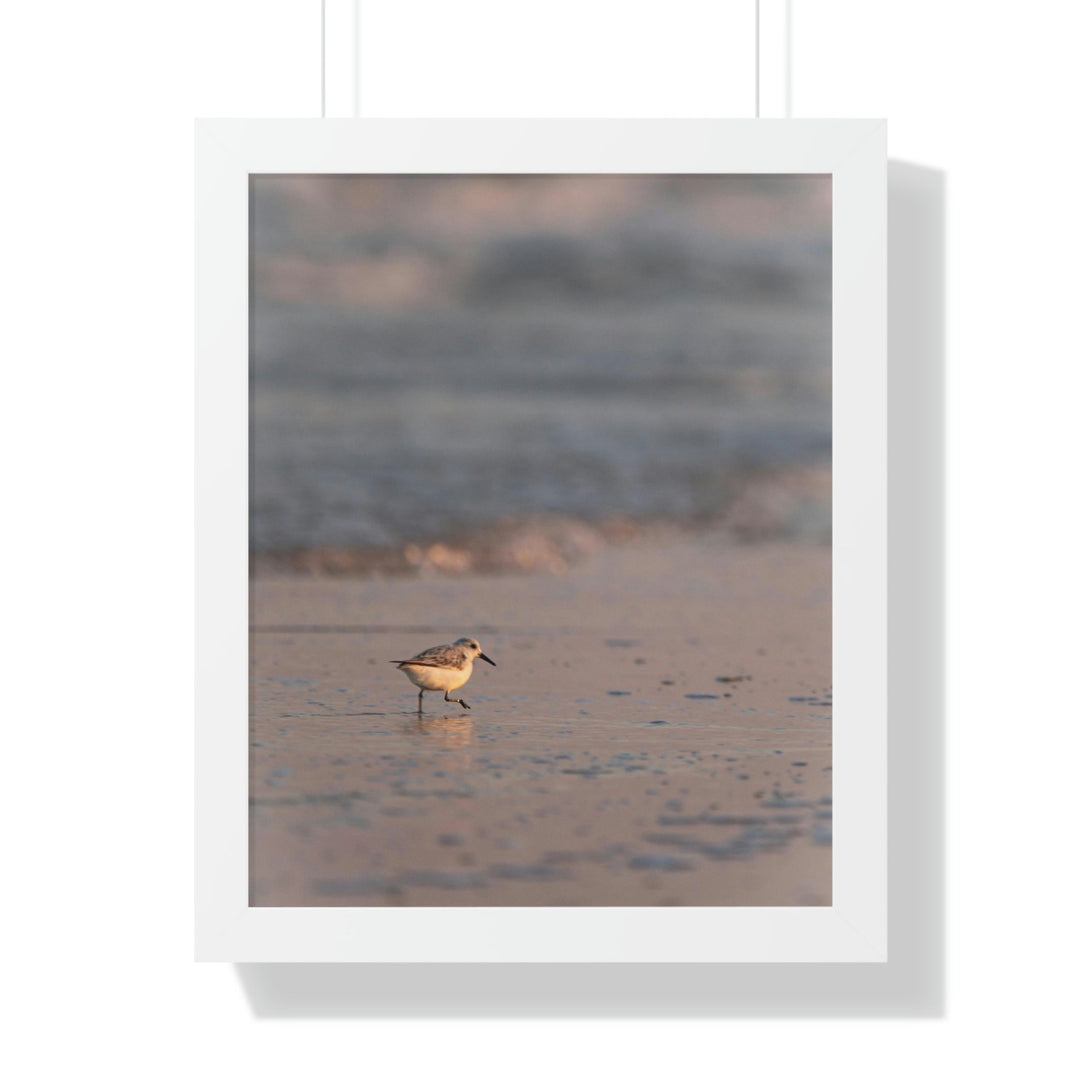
<box><xmin>480</xmin><ymin>652</ymin><xmax>496</xmax><ymax>666</ymax></box>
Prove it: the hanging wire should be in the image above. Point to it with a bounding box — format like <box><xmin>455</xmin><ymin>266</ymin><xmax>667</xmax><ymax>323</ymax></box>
<box><xmin>321</xmin><ymin>1</ymin><xmax>327</xmax><ymax>118</ymax></box>
<box><xmin>785</xmin><ymin>0</ymin><xmax>792</xmax><ymax>118</ymax></box>
<box><xmin>755</xmin><ymin>0</ymin><xmax>761</xmax><ymax>118</ymax></box>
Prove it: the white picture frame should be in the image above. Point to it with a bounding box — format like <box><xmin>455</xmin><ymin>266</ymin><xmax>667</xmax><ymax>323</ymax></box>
<box><xmin>195</xmin><ymin>118</ymin><xmax>886</xmax><ymax>963</ymax></box>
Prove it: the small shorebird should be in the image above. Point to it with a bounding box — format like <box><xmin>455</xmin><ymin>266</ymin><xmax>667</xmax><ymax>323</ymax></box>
<box><xmin>390</xmin><ymin>637</ymin><xmax>496</xmax><ymax>712</ymax></box>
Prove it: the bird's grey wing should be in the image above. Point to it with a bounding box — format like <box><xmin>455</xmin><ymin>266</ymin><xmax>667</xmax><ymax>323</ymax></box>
<box><xmin>391</xmin><ymin>643</ymin><xmax>463</xmax><ymax>668</ymax></box>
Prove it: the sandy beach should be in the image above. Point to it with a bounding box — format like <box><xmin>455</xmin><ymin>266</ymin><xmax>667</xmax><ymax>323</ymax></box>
<box><xmin>249</xmin><ymin>533</ymin><xmax>832</xmax><ymax>906</ymax></box>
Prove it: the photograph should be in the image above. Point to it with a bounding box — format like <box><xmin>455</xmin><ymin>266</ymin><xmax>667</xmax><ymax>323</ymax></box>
<box><xmin>248</xmin><ymin>172</ymin><xmax>833</xmax><ymax>907</ymax></box>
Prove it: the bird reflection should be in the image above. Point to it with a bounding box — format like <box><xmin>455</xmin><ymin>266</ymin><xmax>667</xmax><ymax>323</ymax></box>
<box><xmin>408</xmin><ymin>714</ymin><xmax>474</xmax><ymax>749</ymax></box>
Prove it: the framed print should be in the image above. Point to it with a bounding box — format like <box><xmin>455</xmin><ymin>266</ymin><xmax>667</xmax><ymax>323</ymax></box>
<box><xmin>196</xmin><ymin>119</ymin><xmax>886</xmax><ymax>962</ymax></box>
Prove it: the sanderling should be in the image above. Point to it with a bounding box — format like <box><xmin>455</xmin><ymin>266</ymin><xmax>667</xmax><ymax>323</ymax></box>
<box><xmin>390</xmin><ymin>637</ymin><xmax>497</xmax><ymax>712</ymax></box>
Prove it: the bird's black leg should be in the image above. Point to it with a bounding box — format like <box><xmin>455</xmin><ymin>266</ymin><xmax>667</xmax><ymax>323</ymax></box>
<box><xmin>444</xmin><ymin>692</ymin><xmax>471</xmax><ymax>710</ymax></box>
<box><xmin>418</xmin><ymin>689</ymin><xmax>424</xmax><ymax>714</ymax></box>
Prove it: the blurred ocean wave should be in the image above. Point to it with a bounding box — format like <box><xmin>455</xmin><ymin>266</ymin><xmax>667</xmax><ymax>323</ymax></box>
<box><xmin>251</xmin><ymin>175</ymin><xmax>831</xmax><ymax>564</ymax></box>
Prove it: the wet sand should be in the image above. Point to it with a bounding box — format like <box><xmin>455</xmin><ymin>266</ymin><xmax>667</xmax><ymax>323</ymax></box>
<box><xmin>249</xmin><ymin>535</ymin><xmax>832</xmax><ymax>906</ymax></box>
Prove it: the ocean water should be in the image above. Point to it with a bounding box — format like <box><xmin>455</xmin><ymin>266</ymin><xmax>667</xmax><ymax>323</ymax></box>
<box><xmin>250</xmin><ymin>176</ymin><xmax>831</xmax><ymax>554</ymax></box>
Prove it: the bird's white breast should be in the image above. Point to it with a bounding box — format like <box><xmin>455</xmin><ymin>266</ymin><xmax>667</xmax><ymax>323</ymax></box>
<box><xmin>400</xmin><ymin>660</ymin><xmax>472</xmax><ymax>692</ymax></box>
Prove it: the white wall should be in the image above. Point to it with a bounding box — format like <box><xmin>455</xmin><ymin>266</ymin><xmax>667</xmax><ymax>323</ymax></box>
<box><xmin>5</xmin><ymin>1</ymin><xmax>1076</xmax><ymax>1076</ymax></box>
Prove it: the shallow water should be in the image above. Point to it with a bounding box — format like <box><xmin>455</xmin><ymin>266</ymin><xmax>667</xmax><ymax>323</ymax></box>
<box><xmin>248</xmin><ymin>538</ymin><xmax>832</xmax><ymax>907</ymax></box>
<box><xmin>250</xmin><ymin>675</ymin><xmax>832</xmax><ymax>906</ymax></box>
